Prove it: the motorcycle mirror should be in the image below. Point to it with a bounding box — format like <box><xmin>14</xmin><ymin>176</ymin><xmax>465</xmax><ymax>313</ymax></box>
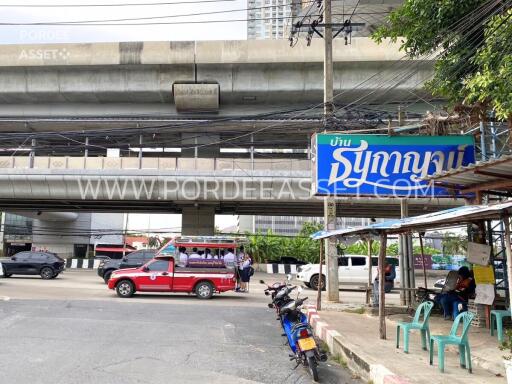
<box><xmin>286</xmin><ymin>274</ymin><xmax>292</xmax><ymax>281</ymax></box>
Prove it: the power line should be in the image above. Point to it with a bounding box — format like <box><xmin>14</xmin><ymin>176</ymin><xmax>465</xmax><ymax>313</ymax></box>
<box><xmin>0</xmin><ymin>0</ymin><xmax>238</xmax><ymax>7</ymax></box>
<box><xmin>0</xmin><ymin>12</ymin><xmax>392</xmax><ymax>26</ymax></box>
<box><xmin>30</xmin><ymin>1</ymin><xmax>314</xmax><ymax>25</ymax></box>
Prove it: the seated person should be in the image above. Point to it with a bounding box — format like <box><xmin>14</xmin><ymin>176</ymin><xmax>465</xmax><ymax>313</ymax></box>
<box><xmin>223</xmin><ymin>248</ymin><xmax>236</xmax><ymax>268</ymax></box>
<box><xmin>189</xmin><ymin>247</ymin><xmax>200</xmax><ymax>259</ymax></box>
<box><xmin>372</xmin><ymin>261</ymin><xmax>396</xmax><ymax>307</ymax></box>
<box><xmin>178</xmin><ymin>247</ymin><xmax>188</xmax><ymax>267</ymax></box>
<box><xmin>438</xmin><ymin>266</ymin><xmax>476</xmax><ymax>320</ymax></box>
<box><xmin>205</xmin><ymin>248</ymin><xmax>213</xmax><ymax>259</ymax></box>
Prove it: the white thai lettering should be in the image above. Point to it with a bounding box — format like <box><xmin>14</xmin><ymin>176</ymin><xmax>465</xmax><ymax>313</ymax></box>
<box><xmin>326</xmin><ymin>140</ymin><xmax>468</xmax><ymax>191</ymax></box>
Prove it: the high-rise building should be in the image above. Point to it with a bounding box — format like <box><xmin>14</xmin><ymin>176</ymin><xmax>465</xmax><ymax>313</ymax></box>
<box><xmin>239</xmin><ymin>215</ymin><xmax>377</xmax><ymax>235</ymax></box>
<box><xmin>247</xmin><ymin>0</ymin><xmax>301</xmax><ymax>39</ymax></box>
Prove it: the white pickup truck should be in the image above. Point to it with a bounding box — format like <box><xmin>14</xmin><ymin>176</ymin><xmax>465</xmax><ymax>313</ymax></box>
<box><xmin>296</xmin><ymin>255</ymin><xmax>400</xmax><ymax>290</ymax></box>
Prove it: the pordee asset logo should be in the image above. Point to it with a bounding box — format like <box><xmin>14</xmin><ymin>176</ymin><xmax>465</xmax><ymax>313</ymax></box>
<box><xmin>314</xmin><ymin>134</ymin><xmax>475</xmax><ymax>197</ymax></box>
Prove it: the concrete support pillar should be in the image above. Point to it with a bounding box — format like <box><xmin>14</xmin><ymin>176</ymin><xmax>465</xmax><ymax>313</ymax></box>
<box><xmin>324</xmin><ymin>198</ymin><xmax>339</xmax><ymax>302</ymax></box>
<box><xmin>181</xmin><ymin>205</ymin><xmax>215</xmax><ymax>236</ymax></box>
<box><xmin>138</xmin><ymin>134</ymin><xmax>143</xmax><ymax>169</ymax></box>
<box><xmin>29</xmin><ymin>138</ymin><xmax>36</xmax><ymax>168</ymax></box>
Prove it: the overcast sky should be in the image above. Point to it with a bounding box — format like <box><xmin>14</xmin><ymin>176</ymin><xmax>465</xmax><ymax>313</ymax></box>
<box><xmin>0</xmin><ymin>0</ymin><xmax>247</xmax><ymax>44</ymax></box>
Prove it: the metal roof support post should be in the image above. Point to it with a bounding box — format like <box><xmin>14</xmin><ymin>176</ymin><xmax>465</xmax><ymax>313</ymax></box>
<box><xmin>418</xmin><ymin>232</ymin><xmax>428</xmax><ymax>289</ymax></box>
<box><xmin>503</xmin><ymin>215</ymin><xmax>512</xmax><ymax>312</ymax></box>
<box><xmin>367</xmin><ymin>238</ymin><xmax>373</xmax><ymax>306</ymax></box>
<box><xmin>407</xmin><ymin>233</ymin><xmax>416</xmax><ymax>304</ymax></box>
<box><xmin>399</xmin><ymin>199</ymin><xmax>409</xmax><ymax>305</ymax></box>
<box><xmin>379</xmin><ymin>232</ymin><xmax>388</xmax><ymax>340</ymax></box>
<box><xmin>480</xmin><ymin>120</ymin><xmax>487</xmax><ymax>161</ymax></box>
<box><xmin>317</xmin><ymin>239</ymin><xmax>323</xmax><ymax>311</ymax></box>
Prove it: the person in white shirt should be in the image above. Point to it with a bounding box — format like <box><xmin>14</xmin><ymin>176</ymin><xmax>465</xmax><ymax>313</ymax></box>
<box><xmin>189</xmin><ymin>247</ymin><xmax>200</xmax><ymax>259</ymax></box>
<box><xmin>239</xmin><ymin>255</ymin><xmax>252</xmax><ymax>292</ymax></box>
<box><xmin>223</xmin><ymin>248</ymin><xmax>235</xmax><ymax>268</ymax></box>
<box><xmin>178</xmin><ymin>247</ymin><xmax>188</xmax><ymax>267</ymax></box>
<box><xmin>205</xmin><ymin>248</ymin><xmax>213</xmax><ymax>259</ymax></box>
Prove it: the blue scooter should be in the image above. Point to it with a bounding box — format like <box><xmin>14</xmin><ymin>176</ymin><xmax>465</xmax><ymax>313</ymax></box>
<box><xmin>279</xmin><ymin>287</ymin><xmax>327</xmax><ymax>382</ymax></box>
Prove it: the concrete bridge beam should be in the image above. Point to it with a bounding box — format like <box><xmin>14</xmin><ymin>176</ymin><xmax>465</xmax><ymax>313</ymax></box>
<box><xmin>181</xmin><ymin>205</ymin><xmax>215</xmax><ymax>236</ymax></box>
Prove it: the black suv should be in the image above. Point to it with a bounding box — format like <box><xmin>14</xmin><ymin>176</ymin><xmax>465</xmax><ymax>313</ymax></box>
<box><xmin>2</xmin><ymin>251</ymin><xmax>65</xmax><ymax>279</ymax></box>
<box><xmin>97</xmin><ymin>249</ymin><xmax>156</xmax><ymax>283</ymax></box>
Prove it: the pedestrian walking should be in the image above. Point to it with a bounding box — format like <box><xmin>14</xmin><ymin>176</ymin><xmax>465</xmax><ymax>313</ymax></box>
<box><xmin>239</xmin><ymin>255</ymin><xmax>253</xmax><ymax>293</ymax></box>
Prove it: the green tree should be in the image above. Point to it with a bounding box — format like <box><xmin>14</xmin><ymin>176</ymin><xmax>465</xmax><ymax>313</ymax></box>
<box><xmin>412</xmin><ymin>245</ymin><xmax>442</xmax><ymax>255</ymax></box>
<box><xmin>464</xmin><ymin>9</ymin><xmax>512</xmax><ymax>121</ymax></box>
<box><xmin>441</xmin><ymin>232</ymin><xmax>468</xmax><ymax>255</ymax></box>
<box><xmin>245</xmin><ymin>222</ymin><xmax>323</xmax><ymax>264</ymax></box>
<box><xmin>373</xmin><ymin>1</ymin><xmax>512</xmax><ymax>122</ymax></box>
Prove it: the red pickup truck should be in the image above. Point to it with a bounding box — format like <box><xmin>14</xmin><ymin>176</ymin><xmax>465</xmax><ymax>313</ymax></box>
<box><xmin>107</xmin><ymin>255</ymin><xmax>236</xmax><ymax>299</ymax></box>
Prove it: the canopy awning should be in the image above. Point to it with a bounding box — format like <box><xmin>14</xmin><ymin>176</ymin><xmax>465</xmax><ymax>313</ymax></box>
<box><xmin>311</xmin><ymin>199</ymin><xmax>512</xmax><ymax>240</ymax></box>
<box><xmin>422</xmin><ymin>154</ymin><xmax>512</xmax><ymax>194</ymax></box>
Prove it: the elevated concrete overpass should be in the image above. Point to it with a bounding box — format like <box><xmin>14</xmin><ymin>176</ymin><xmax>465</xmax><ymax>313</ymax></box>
<box><xmin>0</xmin><ymin>156</ymin><xmax>460</xmax><ymax>229</ymax></box>
<box><xmin>0</xmin><ymin>38</ymin><xmax>433</xmax><ymax>153</ymax></box>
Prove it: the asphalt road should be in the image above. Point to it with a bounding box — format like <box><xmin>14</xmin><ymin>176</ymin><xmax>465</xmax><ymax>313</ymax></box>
<box><xmin>0</xmin><ymin>271</ymin><xmax>361</xmax><ymax>384</ymax></box>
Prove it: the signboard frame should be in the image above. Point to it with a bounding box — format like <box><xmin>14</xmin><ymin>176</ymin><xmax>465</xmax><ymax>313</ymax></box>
<box><xmin>311</xmin><ymin>133</ymin><xmax>475</xmax><ymax>198</ymax></box>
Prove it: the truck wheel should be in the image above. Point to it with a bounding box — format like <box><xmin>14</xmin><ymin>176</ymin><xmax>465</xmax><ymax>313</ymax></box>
<box><xmin>116</xmin><ymin>280</ymin><xmax>135</xmax><ymax>298</ymax></box>
<box><xmin>309</xmin><ymin>274</ymin><xmax>325</xmax><ymax>291</ymax></box>
<box><xmin>40</xmin><ymin>267</ymin><xmax>55</xmax><ymax>280</ymax></box>
<box><xmin>103</xmin><ymin>270</ymin><xmax>114</xmax><ymax>284</ymax></box>
<box><xmin>195</xmin><ymin>281</ymin><xmax>214</xmax><ymax>300</ymax></box>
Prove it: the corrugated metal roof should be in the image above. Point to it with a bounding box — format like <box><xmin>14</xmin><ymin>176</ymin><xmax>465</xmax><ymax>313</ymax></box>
<box><xmin>422</xmin><ymin>154</ymin><xmax>512</xmax><ymax>191</ymax></box>
<box><xmin>311</xmin><ymin>199</ymin><xmax>512</xmax><ymax>239</ymax></box>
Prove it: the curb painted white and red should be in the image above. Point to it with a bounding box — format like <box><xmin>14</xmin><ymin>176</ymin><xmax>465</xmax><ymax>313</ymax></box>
<box><xmin>303</xmin><ymin>305</ymin><xmax>411</xmax><ymax>384</ymax></box>
<box><xmin>65</xmin><ymin>259</ymin><xmax>101</xmax><ymax>269</ymax></box>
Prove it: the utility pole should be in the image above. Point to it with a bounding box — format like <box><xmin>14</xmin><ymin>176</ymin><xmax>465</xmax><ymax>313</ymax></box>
<box><xmin>323</xmin><ymin>0</ymin><xmax>339</xmax><ymax>303</ymax></box>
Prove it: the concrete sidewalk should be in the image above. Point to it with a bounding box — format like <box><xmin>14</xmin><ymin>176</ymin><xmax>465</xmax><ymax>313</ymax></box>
<box><xmin>306</xmin><ymin>305</ymin><xmax>506</xmax><ymax>384</ymax></box>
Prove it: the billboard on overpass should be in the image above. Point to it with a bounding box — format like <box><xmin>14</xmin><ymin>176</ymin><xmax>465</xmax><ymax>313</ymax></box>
<box><xmin>311</xmin><ymin>134</ymin><xmax>475</xmax><ymax>197</ymax></box>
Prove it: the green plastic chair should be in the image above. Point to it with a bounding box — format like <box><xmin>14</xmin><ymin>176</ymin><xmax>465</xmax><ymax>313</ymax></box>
<box><xmin>491</xmin><ymin>309</ymin><xmax>511</xmax><ymax>343</ymax></box>
<box><xmin>429</xmin><ymin>311</ymin><xmax>475</xmax><ymax>373</ymax></box>
<box><xmin>396</xmin><ymin>301</ymin><xmax>434</xmax><ymax>353</ymax></box>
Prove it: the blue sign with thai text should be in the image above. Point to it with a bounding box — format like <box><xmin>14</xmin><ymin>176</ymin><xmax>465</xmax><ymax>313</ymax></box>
<box><xmin>312</xmin><ymin>134</ymin><xmax>475</xmax><ymax>197</ymax></box>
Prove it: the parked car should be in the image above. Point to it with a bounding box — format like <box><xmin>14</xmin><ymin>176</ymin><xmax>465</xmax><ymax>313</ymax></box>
<box><xmin>296</xmin><ymin>255</ymin><xmax>400</xmax><ymax>290</ymax></box>
<box><xmin>267</xmin><ymin>256</ymin><xmax>307</xmax><ymax>265</ymax></box>
<box><xmin>97</xmin><ymin>249</ymin><xmax>156</xmax><ymax>283</ymax></box>
<box><xmin>1</xmin><ymin>251</ymin><xmax>65</xmax><ymax>279</ymax></box>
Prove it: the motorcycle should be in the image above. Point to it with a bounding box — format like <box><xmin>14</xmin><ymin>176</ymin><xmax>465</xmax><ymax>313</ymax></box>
<box><xmin>260</xmin><ymin>279</ymin><xmax>287</xmax><ymax>300</ymax></box>
<box><xmin>260</xmin><ymin>275</ymin><xmax>295</xmax><ymax>314</ymax></box>
<box><xmin>279</xmin><ymin>287</ymin><xmax>327</xmax><ymax>382</ymax></box>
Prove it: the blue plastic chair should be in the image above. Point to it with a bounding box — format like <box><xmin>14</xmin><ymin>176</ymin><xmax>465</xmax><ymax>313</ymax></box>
<box><xmin>491</xmin><ymin>309</ymin><xmax>511</xmax><ymax>343</ymax></box>
<box><xmin>429</xmin><ymin>311</ymin><xmax>475</xmax><ymax>373</ymax></box>
<box><xmin>396</xmin><ymin>301</ymin><xmax>434</xmax><ymax>353</ymax></box>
